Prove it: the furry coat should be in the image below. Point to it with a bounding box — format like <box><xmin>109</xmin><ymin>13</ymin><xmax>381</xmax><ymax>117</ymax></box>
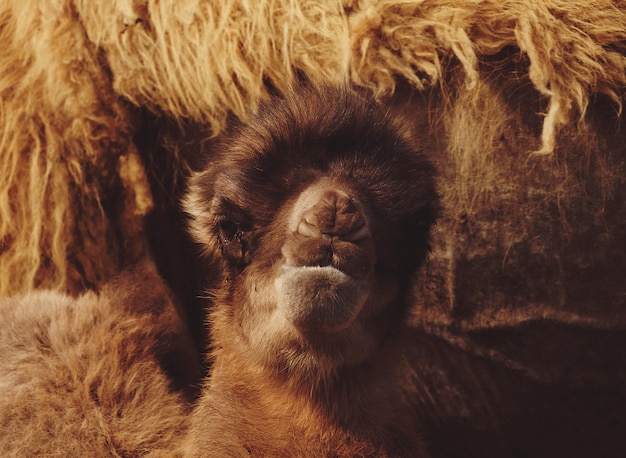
<box><xmin>0</xmin><ymin>262</ymin><xmax>198</xmax><ymax>456</ymax></box>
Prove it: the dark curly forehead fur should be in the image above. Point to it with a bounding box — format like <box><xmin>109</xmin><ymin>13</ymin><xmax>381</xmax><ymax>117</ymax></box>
<box><xmin>188</xmin><ymin>84</ymin><xmax>438</xmax><ymax>277</ymax></box>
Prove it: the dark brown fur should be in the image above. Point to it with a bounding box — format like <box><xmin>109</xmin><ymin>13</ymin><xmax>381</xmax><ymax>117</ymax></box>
<box><xmin>183</xmin><ymin>85</ymin><xmax>439</xmax><ymax>457</ymax></box>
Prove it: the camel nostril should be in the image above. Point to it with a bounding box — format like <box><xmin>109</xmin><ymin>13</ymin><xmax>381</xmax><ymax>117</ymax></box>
<box><xmin>297</xmin><ymin>189</ymin><xmax>369</xmax><ymax>242</ymax></box>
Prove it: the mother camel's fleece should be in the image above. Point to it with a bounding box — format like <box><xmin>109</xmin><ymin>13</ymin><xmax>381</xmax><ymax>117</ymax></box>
<box><xmin>0</xmin><ymin>0</ymin><xmax>624</xmax><ymax>295</ymax></box>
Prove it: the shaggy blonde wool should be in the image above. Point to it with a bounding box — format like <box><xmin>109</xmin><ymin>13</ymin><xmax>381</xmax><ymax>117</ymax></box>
<box><xmin>74</xmin><ymin>0</ymin><xmax>351</xmax><ymax>126</ymax></box>
<box><xmin>1</xmin><ymin>0</ymin><xmax>624</xmax><ymax>294</ymax></box>
<box><xmin>0</xmin><ymin>0</ymin><xmax>153</xmax><ymax>296</ymax></box>
<box><xmin>347</xmin><ymin>0</ymin><xmax>626</xmax><ymax>154</ymax></box>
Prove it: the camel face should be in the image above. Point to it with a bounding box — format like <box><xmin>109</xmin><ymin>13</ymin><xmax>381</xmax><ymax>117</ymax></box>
<box><xmin>185</xmin><ymin>84</ymin><xmax>438</xmax><ymax>382</ymax></box>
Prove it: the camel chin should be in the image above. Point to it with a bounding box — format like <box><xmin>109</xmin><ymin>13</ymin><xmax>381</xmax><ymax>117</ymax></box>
<box><xmin>275</xmin><ymin>265</ymin><xmax>370</xmax><ymax>334</ymax></box>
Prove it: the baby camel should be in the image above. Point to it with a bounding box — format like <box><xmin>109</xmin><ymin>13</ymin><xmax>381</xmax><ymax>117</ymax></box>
<box><xmin>182</xmin><ymin>84</ymin><xmax>439</xmax><ymax>457</ymax></box>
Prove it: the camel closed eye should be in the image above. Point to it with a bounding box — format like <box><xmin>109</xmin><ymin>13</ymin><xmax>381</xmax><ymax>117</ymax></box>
<box><xmin>217</xmin><ymin>217</ymin><xmax>248</xmax><ymax>263</ymax></box>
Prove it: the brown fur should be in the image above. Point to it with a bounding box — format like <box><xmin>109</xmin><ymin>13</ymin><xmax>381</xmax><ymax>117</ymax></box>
<box><xmin>0</xmin><ymin>261</ymin><xmax>198</xmax><ymax>457</ymax></box>
<box><xmin>182</xmin><ymin>85</ymin><xmax>438</xmax><ymax>456</ymax></box>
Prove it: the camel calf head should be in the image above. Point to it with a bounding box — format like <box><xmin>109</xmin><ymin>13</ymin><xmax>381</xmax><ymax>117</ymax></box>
<box><xmin>183</xmin><ymin>84</ymin><xmax>438</xmax><ymax>456</ymax></box>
